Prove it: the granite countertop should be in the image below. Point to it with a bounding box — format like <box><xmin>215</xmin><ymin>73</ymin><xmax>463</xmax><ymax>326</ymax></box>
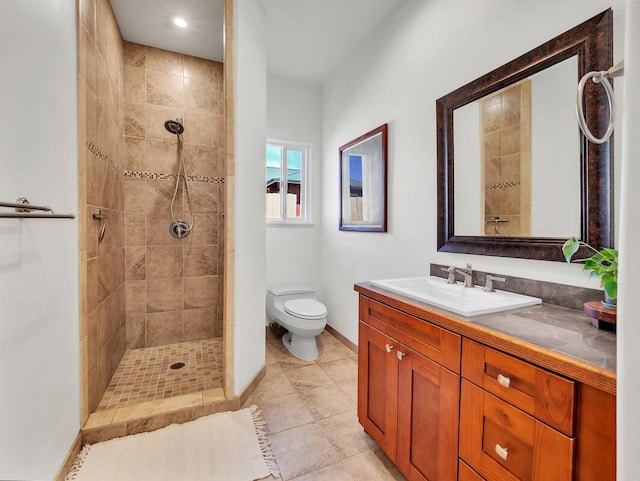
<box><xmin>355</xmin><ymin>281</ymin><xmax>617</xmax><ymax>393</ymax></box>
<box><xmin>467</xmin><ymin>303</ymin><xmax>616</xmax><ymax>373</ymax></box>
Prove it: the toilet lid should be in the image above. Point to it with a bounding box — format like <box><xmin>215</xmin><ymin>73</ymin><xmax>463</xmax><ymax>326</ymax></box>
<box><xmin>284</xmin><ymin>299</ymin><xmax>327</xmax><ymax>320</ymax></box>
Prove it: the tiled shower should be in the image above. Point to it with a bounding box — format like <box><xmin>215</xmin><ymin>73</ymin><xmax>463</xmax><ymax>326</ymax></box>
<box><xmin>78</xmin><ymin>0</ymin><xmax>225</xmax><ymax>423</ymax></box>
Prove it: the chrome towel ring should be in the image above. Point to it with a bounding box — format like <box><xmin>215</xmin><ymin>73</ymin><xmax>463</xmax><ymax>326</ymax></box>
<box><xmin>576</xmin><ymin>60</ymin><xmax>624</xmax><ymax>144</ymax></box>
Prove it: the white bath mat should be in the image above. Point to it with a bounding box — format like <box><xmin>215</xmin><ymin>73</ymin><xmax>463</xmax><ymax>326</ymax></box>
<box><xmin>66</xmin><ymin>406</ymin><xmax>279</xmax><ymax>481</ymax></box>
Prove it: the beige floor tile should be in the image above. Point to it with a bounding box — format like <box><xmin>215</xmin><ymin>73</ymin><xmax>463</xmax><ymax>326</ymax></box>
<box><xmin>317</xmin><ymin>342</ymin><xmax>357</xmax><ymax>362</ymax></box>
<box><xmin>337</xmin><ymin>379</ymin><xmax>358</xmax><ymax>404</ymax></box>
<box><xmin>299</xmin><ymin>383</ymin><xmax>356</xmax><ymax>420</ymax></box>
<box><xmin>342</xmin><ymin>448</ymin><xmax>407</xmax><ymax>481</ymax></box>
<box><xmin>261</xmin><ymin>392</ymin><xmax>314</xmax><ymax>434</ymax></box>
<box><xmin>316</xmin><ymin>410</ymin><xmax>376</xmax><ymax>457</ymax></box>
<box><xmin>318</xmin><ymin>358</ymin><xmax>358</xmax><ymax>383</ymax></box>
<box><xmin>286</xmin><ymin>364</ymin><xmax>334</xmax><ymax>392</ymax></box>
<box><xmin>289</xmin><ymin>461</ymin><xmax>356</xmax><ymax>481</ymax></box>
<box><xmin>246</xmin><ymin>370</ymin><xmax>297</xmax><ymax>405</ymax></box>
<box><xmin>269</xmin><ymin>423</ymin><xmax>344</xmax><ymax>480</ymax></box>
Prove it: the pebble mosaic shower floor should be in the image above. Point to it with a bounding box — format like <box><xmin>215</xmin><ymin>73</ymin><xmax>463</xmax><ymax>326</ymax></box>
<box><xmin>96</xmin><ymin>338</ymin><xmax>223</xmax><ymax>411</ymax></box>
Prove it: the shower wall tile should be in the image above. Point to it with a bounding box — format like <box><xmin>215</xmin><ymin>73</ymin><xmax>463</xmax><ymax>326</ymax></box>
<box><xmin>146</xmin><ymin>311</ymin><xmax>184</xmax><ymax>347</ymax></box>
<box><xmin>125</xmin><ymin>212</ymin><xmax>146</xmax><ymax>246</ymax></box>
<box><xmin>126</xmin><ymin>314</ymin><xmax>145</xmax><ymax>349</ymax></box>
<box><xmin>80</xmin><ymin>0</ymin><xmax>127</xmax><ymax>420</ymax></box>
<box><xmin>184</xmin><ymin>111</ymin><xmax>219</xmax><ymax>146</ymax></box>
<box><xmin>184</xmin><ymin>276</ymin><xmax>219</xmax><ymax>309</ymax></box>
<box><xmin>146</xmin><ymin>139</ymin><xmax>179</xmax><ymax>174</ymax></box>
<box><xmin>146</xmin><ymin>246</ymin><xmax>183</xmax><ymax>279</ymax></box>
<box><xmin>79</xmin><ymin>0</ymin><xmax>96</xmax><ymax>41</ymax></box>
<box><xmin>184</xmin><ymin>56</ymin><xmax>222</xmax><ymax>83</ymax></box>
<box><xmin>502</xmin><ymin>125</ymin><xmax>521</xmax><ymax>156</ymax></box>
<box><xmin>123</xmin><ymin>42</ymin><xmax>225</xmax><ymax>348</ymax></box>
<box><xmin>184</xmin><ymin>77</ymin><xmax>219</xmax><ymax>112</ymax></box>
<box><xmin>124</xmin><ymin>178</ymin><xmax>146</xmax><ymax>212</ymax></box>
<box><xmin>146</xmin><ymin>278</ymin><xmax>184</xmax><ymax>313</ymax></box>
<box><xmin>125</xmin><ymin>246</ymin><xmax>146</xmax><ymax>281</ymax></box>
<box><xmin>145</xmin><ymin>46</ymin><xmax>184</xmax><ymax>76</ymax></box>
<box><xmin>184</xmin><ymin>308</ymin><xmax>216</xmax><ymax>341</ymax></box>
<box><xmin>145</xmin><ymin>212</ymin><xmax>184</xmax><ymax>246</ymax></box>
<box><xmin>185</xmin><ymin>246</ymin><xmax>218</xmax><ymax>277</ymax></box>
<box><xmin>124</xmin><ymin>42</ymin><xmax>145</xmax><ymax>68</ymax></box>
<box><xmin>183</xmin><ymin>144</ymin><xmax>220</xmax><ymax>178</ymax></box>
<box><xmin>126</xmin><ymin>281</ymin><xmax>146</xmax><ymax>315</ymax></box>
<box><xmin>145</xmin><ymin>178</ymin><xmax>178</xmax><ymax>213</ymax></box>
<box><xmin>125</xmin><ymin>102</ymin><xmax>145</xmax><ymax>137</ymax></box>
<box><xmin>146</xmin><ymin>71</ymin><xmax>184</xmax><ymax>109</ymax></box>
<box><xmin>145</xmin><ymin>104</ymin><xmax>185</xmax><ymax>141</ymax></box>
<box><xmin>187</xmin><ymin>214</ymin><xmax>218</xmax><ymax>246</ymax></box>
<box><xmin>189</xmin><ymin>182</ymin><xmax>219</xmax><ymax>213</ymax></box>
<box><xmin>124</xmin><ymin>66</ymin><xmax>145</xmax><ymax>103</ymax></box>
<box><xmin>125</xmin><ymin>137</ymin><xmax>146</xmax><ymax>171</ymax></box>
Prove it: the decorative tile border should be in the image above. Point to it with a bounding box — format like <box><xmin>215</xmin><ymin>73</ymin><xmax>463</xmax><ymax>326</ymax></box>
<box><xmin>485</xmin><ymin>180</ymin><xmax>521</xmax><ymax>191</ymax></box>
<box><xmin>87</xmin><ymin>140</ymin><xmax>225</xmax><ymax>184</ymax></box>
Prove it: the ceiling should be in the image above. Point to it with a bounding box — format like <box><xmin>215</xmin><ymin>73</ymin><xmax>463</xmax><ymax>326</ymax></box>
<box><xmin>110</xmin><ymin>0</ymin><xmax>405</xmax><ymax>85</ymax></box>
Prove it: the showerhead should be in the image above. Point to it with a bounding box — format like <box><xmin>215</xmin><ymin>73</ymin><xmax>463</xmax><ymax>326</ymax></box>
<box><xmin>165</xmin><ymin>119</ymin><xmax>184</xmax><ymax>135</ymax></box>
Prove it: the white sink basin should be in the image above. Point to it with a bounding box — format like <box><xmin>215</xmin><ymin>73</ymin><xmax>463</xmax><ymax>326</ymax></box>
<box><xmin>369</xmin><ymin>276</ymin><xmax>542</xmax><ymax>317</ymax></box>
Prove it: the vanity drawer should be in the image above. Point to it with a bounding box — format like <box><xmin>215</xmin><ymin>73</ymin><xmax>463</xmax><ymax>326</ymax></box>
<box><xmin>460</xmin><ymin>380</ymin><xmax>574</xmax><ymax>481</ymax></box>
<box><xmin>360</xmin><ymin>297</ymin><xmax>461</xmax><ymax>373</ymax></box>
<box><xmin>459</xmin><ymin>460</ymin><xmax>485</xmax><ymax>481</ymax></box>
<box><xmin>462</xmin><ymin>339</ymin><xmax>576</xmax><ymax>436</ymax></box>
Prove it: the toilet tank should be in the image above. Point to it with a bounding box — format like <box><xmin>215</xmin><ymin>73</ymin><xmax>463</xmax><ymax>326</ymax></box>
<box><xmin>266</xmin><ymin>286</ymin><xmax>317</xmax><ymax>322</ymax></box>
<box><xmin>268</xmin><ymin>286</ymin><xmax>315</xmax><ymax>297</ymax></box>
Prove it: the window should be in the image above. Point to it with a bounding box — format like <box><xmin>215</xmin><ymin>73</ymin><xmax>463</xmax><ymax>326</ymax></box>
<box><xmin>266</xmin><ymin>140</ymin><xmax>310</xmax><ymax>224</ymax></box>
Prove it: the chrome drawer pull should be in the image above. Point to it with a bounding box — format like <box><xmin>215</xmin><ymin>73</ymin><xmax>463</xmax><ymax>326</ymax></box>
<box><xmin>397</xmin><ymin>351</ymin><xmax>406</xmax><ymax>360</ymax></box>
<box><xmin>495</xmin><ymin>443</ymin><xmax>509</xmax><ymax>460</ymax></box>
<box><xmin>385</xmin><ymin>344</ymin><xmax>394</xmax><ymax>353</ymax></box>
<box><xmin>497</xmin><ymin>373</ymin><xmax>511</xmax><ymax>388</ymax></box>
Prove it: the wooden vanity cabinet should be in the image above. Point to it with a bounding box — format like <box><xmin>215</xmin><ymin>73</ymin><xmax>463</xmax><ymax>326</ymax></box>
<box><xmin>356</xmin><ymin>290</ymin><xmax>616</xmax><ymax>481</ymax></box>
<box><xmin>358</xmin><ymin>298</ymin><xmax>461</xmax><ymax>481</ymax></box>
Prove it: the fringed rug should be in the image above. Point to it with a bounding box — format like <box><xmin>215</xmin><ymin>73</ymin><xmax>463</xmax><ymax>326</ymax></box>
<box><xmin>66</xmin><ymin>406</ymin><xmax>279</xmax><ymax>481</ymax></box>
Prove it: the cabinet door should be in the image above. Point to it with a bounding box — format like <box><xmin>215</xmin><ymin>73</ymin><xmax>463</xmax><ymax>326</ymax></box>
<box><xmin>396</xmin><ymin>345</ymin><xmax>460</xmax><ymax>480</ymax></box>
<box><xmin>358</xmin><ymin>321</ymin><xmax>399</xmax><ymax>462</ymax></box>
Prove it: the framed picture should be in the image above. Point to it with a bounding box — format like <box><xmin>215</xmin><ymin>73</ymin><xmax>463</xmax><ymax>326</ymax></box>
<box><xmin>339</xmin><ymin>124</ymin><xmax>388</xmax><ymax>232</ymax></box>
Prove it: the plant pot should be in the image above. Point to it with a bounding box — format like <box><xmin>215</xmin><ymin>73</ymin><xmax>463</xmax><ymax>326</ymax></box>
<box><xmin>601</xmin><ymin>292</ymin><xmax>617</xmax><ymax>311</ymax></box>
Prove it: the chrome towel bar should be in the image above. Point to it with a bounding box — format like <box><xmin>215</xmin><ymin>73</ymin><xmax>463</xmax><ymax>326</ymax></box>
<box><xmin>0</xmin><ymin>198</ymin><xmax>75</xmax><ymax>219</ymax></box>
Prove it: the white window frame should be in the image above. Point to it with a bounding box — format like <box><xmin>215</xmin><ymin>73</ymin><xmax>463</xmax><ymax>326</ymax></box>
<box><xmin>266</xmin><ymin>139</ymin><xmax>311</xmax><ymax>225</ymax></box>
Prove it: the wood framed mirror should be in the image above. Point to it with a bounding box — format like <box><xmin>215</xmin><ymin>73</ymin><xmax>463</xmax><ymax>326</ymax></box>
<box><xmin>339</xmin><ymin>124</ymin><xmax>388</xmax><ymax>232</ymax></box>
<box><xmin>436</xmin><ymin>9</ymin><xmax>613</xmax><ymax>261</ymax></box>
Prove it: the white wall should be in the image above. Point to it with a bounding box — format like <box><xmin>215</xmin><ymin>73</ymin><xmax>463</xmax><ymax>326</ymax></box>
<box><xmin>0</xmin><ymin>1</ymin><xmax>79</xmax><ymax>479</ymax></box>
<box><xmin>233</xmin><ymin>0</ymin><xmax>268</xmax><ymax>395</ymax></box>
<box><xmin>266</xmin><ymin>75</ymin><xmax>323</xmax><ymax>292</ymax></box>
<box><xmin>618</xmin><ymin>1</ymin><xmax>640</xmax><ymax>478</ymax></box>
<box><xmin>320</xmin><ymin>0</ymin><xmax>625</xmax><ymax>344</ymax></box>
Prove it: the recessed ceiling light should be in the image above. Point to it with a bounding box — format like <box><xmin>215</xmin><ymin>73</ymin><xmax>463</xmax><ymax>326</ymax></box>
<box><xmin>173</xmin><ymin>17</ymin><xmax>188</xmax><ymax>28</ymax></box>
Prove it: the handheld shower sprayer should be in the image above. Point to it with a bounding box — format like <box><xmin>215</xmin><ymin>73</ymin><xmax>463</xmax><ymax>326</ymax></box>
<box><xmin>165</xmin><ymin>118</ymin><xmax>193</xmax><ymax>239</ymax></box>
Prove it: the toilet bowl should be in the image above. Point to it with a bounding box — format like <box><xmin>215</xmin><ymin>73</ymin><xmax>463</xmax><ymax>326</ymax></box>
<box><xmin>266</xmin><ymin>286</ymin><xmax>328</xmax><ymax>361</ymax></box>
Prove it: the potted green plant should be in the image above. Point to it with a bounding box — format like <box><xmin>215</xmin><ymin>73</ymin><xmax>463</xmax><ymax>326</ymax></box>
<box><xmin>562</xmin><ymin>236</ymin><xmax>618</xmax><ymax>309</ymax></box>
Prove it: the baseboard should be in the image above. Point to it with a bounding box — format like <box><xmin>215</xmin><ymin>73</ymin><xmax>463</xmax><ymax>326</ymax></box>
<box><xmin>237</xmin><ymin>364</ymin><xmax>267</xmax><ymax>407</ymax></box>
<box><xmin>54</xmin><ymin>432</ymin><xmax>82</xmax><ymax>481</ymax></box>
<box><xmin>325</xmin><ymin>324</ymin><xmax>358</xmax><ymax>354</ymax></box>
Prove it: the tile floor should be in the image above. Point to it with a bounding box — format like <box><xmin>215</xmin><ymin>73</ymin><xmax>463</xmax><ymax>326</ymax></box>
<box><xmin>245</xmin><ymin>326</ymin><xmax>407</xmax><ymax>481</ymax></box>
<box><xmin>97</xmin><ymin>338</ymin><xmax>224</xmax><ymax>411</ymax></box>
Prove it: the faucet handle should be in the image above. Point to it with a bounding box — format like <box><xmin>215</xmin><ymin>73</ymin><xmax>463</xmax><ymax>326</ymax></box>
<box><xmin>441</xmin><ymin>266</ymin><xmax>457</xmax><ymax>284</ymax></box>
<box><xmin>483</xmin><ymin>275</ymin><xmax>506</xmax><ymax>293</ymax></box>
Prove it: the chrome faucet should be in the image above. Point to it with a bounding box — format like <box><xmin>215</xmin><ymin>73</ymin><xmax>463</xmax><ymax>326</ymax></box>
<box><xmin>440</xmin><ymin>266</ymin><xmax>457</xmax><ymax>284</ymax></box>
<box><xmin>483</xmin><ymin>274</ymin><xmax>506</xmax><ymax>292</ymax></box>
<box><xmin>454</xmin><ymin>263</ymin><xmax>474</xmax><ymax>288</ymax></box>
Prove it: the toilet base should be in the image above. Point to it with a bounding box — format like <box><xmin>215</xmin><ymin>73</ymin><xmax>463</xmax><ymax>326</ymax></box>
<box><xmin>282</xmin><ymin>331</ymin><xmax>319</xmax><ymax>361</ymax></box>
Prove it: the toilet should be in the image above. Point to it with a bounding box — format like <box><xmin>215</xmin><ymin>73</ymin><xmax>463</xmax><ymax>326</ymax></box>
<box><xmin>266</xmin><ymin>286</ymin><xmax>328</xmax><ymax>361</ymax></box>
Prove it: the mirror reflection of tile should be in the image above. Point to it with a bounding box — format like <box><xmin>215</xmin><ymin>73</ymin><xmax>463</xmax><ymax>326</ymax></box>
<box><xmin>481</xmin><ymin>80</ymin><xmax>531</xmax><ymax>236</ymax></box>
